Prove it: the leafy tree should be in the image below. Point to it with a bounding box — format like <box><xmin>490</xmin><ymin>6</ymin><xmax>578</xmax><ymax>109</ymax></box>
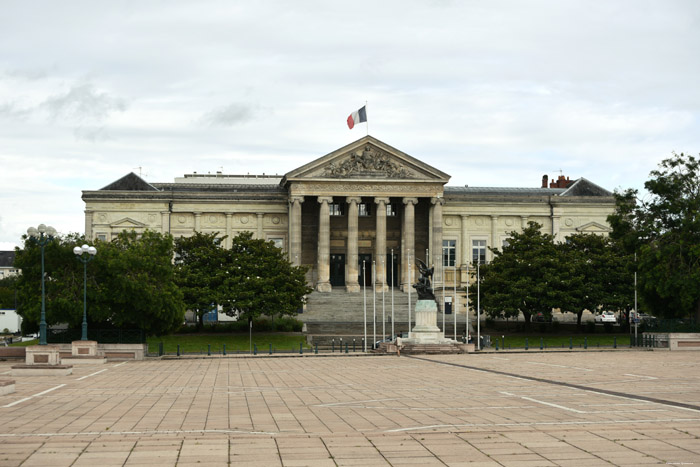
<box><xmin>14</xmin><ymin>230</ymin><xmax>185</xmax><ymax>336</ymax></box>
<box><xmin>608</xmin><ymin>152</ymin><xmax>700</xmax><ymax>320</ymax></box>
<box><xmin>0</xmin><ymin>275</ymin><xmax>19</xmax><ymax>309</ymax></box>
<box><xmin>560</xmin><ymin>233</ymin><xmax>632</xmax><ymax>328</ymax></box>
<box><xmin>219</xmin><ymin>232</ymin><xmax>312</xmax><ymax>324</ymax></box>
<box><xmin>174</xmin><ymin>232</ymin><xmax>226</xmax><ymax>330</ymax></box>
<box><xmin>472</xmin><ymin>222</ymin><xmax>564</xmax><ymax>328</ymax></box>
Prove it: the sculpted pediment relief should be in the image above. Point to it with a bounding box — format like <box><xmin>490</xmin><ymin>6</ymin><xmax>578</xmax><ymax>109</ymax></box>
<box><xmin>110</xmin><ymin>217</ymin><xmax>147</xmax><ymax>228</ymax></box>
<box><xmin>283</xmin><ymin>136</ymin><xmax>450</xmax><ymax>185</ymax></box>
<box><xmin>576</xmin><ymin>221</ymin><xmax>610</xmax><ymax>233</ymax></box>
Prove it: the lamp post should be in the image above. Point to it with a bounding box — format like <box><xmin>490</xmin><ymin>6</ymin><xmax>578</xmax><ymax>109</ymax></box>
<box><xmin>73</xmin><ymin>244</ymin><xmax>97</xmax><ymax>341</ymax></box>
<box><xmin>26</xmin><ymin>224</ymin><xmax>57</xmax><ymax>345</ymax></box>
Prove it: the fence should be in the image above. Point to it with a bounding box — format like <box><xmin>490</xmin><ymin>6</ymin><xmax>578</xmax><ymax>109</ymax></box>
<box><xmin>47</xmin><ymin>328</ymin><xmax>146</xmax><ymax>344</ymax></box>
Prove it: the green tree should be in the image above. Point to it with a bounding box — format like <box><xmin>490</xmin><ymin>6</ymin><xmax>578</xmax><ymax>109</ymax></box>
<box><xmin>174</xmin><ymin>231</ymin><xmax>226</xmax><ymax>330</ymax></box>
<box><xmin>560</xmin><ymin>233</ymin><xmax>632</xmax><ymax>328</ymax></box>
<box><xmin>608</xmin><ymin>152</ymin><xmax>700</xmax><ymax>321</ymax></box>
<box><xmin>0</xmin><ymin>275</ymin><xmax>19</xmax><ymax>310</ymax></box>
<box><xmin>219</xmin><ymin>232</ymin><xmax>312</xmax><ymax>324</ymax></box>
<box><xmin>472</xmin><ymin>222</ymin><xmax>564</xmax><ymax>328</ymax></box>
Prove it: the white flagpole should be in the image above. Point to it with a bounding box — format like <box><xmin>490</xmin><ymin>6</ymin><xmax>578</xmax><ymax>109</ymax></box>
<box><xmin>391</xmin><ymin>249</ymin><xmax>395</xmax><ymax>339</ymax></box>
<box><xmin>363</xmin><ymin>260</ymin><xmax>367</xmax><ymax>352</ymax></box>
<box><xmin>454</xmin><ymin>264</ymin><xmax>457</xmax><ymax>341</ymax></box>
<box><xmin>382</xmin><ymin>258</ymin><xmax>386</xmax><ymax>342</ymax></box>
<box><xmin>466</xmin><ymin>262</ymin><xmax>470</xmax><ymax>342</ymax></box>
<box><xmin>407</xmin><ymin>250</ymin><xmax>412</xmax><ymax>338</ymax></box>
<box><xmin>372</xmin><ymin>261</ymin><xmax>376</xmax><ymax>349</ymax></box>
<box><xmin>365</xmin><ymin>100</ymin><xmax>368</xmax><ymax>136</ymax></box>
<box><xmin>477</xmin><ymin>261</ymin><xmax>481</xmax><ymax>351</ymax></box>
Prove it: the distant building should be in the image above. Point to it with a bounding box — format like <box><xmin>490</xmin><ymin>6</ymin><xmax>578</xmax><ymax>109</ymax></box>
<box><xmin>81</xmin><ymin>136</ymin><xmax>615</xmax><ymax>294</ymax></box>
<box><xmin>0</xmin><ymin>251</ymin><xmax>18</xmax><ymax>280</ymax></box>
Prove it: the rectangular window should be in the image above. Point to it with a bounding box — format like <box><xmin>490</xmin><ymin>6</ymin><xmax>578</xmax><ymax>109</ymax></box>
<box><xmin>472</xmin><ymin>239</ymin><xmax>486</xmax><ymax>264</ymax></box>
<box><xmin>329</xmin><ymin>203</ymin><xmax>344</xmax><ymax>216</ymax></box>
<box><xmin>358</xmin><ymin>203</ymin><xmax>371</xmax><ymax>217</ymax></box>
<box><xmin>97</xmin><ymin>234</ymin><xmax>107</xmax><ymax>241</ymax></box>
<box><xmin>443</xmin><ymin>240</ymin><xmax>456</xmax><ymax>267</ymax></box>
<box><xmin>386</xmin><ymin>203</ymin><xmax>397</xmax><ymax>217</ymax></box>
<box><xmin>270</xmin><ymin>238</ymin><xmax>284</xmax><ymax>250</ymax></box>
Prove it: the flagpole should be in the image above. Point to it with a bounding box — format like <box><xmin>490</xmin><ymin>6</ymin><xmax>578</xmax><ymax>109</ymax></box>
<box><xmin>372</xmin><ymin>261</ymin><xmax>376</xmax><ymax>350</ymax></box>
<box><xmin>365</xmin><ymin>100</ymin><xmax>368</xmax><ymax>136</ymax></box>
<box><xmin>454</xmin><ymin>264</ymin><xmax>457</xmax><ymax>341</ymax></box>
<box><xmin>407</xmin><ymin>250</ymin><xmax>411</xmax><ymax>339</ymax></box>
<box><xmin>382</xmin><ymin>258</ymin><xmax>385</xmax><ymax>342</ymax></box>
<box><xmin>363</xmin><ymin>260</ymin><xmax>367</xmax><ymax>352</ymax></box>
<box><xmin>466</xmin><ymin>262</ymin><xmax>469</xmax><ymax>342</ymax></box>
<box><xmin>391</xmin><ymin>249</ymin><xmax>395</xmax><ymax>340</ymax></box>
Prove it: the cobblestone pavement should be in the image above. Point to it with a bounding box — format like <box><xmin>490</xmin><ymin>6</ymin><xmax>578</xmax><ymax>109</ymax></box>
<box><xmin>1</xmin><ymin>350</ymin><xmax>699</xmax><ymax>466</ymax></box>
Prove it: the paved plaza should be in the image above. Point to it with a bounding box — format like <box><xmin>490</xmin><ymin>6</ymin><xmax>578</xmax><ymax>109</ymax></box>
<box><xmin>0</xmin><ymin>350</ymin><xmax>699</xmax><ymax>466</ymax></box>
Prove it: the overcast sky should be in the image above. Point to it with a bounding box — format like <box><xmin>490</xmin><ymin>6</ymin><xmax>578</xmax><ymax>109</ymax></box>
<box><xmin>2</xmin><ymin>0</ymin><xmax>699</xmax><ymax>250</ymax></box>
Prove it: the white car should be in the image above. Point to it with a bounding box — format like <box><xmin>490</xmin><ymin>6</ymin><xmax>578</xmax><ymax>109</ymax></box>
<box><xmin>594</xmin><ymin>311</ymin><xmax>617</xmax><ymax>323</ymax></box>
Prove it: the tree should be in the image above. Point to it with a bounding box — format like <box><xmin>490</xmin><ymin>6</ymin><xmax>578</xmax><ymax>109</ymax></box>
<box><xmin>219</xmin><ymin>232</ymin><xmax>312</xmax><ymax>324</ymax></box>
<box><xmin>472</xmin><ymin>222</ymin><xmax>564</xmax><ymax>328</ymax></box>
<box><xmin>608</xmin><ymin>152</ymin><xmax>700</xmax><ymax>321</ymax></box>
<box><xmin>14</xmin><ymin>230</ymin><xmax>185</xmax><ymax>337</ymax></box>
<box><xmin>174</xmin><ymin>232</ymin><xmax>227</xmax><ymax>330</ymax></box>
<box><xmin>0</xmin><ymin>275</ymin><xmax>19</xmax><ymax>310</ymax></box>
<box><xmin>560</xmin><ymin>233</ymin><xmax>632</xmax><ymax>329</ymax></box>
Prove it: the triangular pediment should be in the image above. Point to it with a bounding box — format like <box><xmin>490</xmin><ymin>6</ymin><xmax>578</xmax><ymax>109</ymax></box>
<box><xmin>110</xmin><ymin>217</ymin><xmax>147</xmax><ymax>228</ymax></box>
<box><xmin>101</xmin><ymin>172</ymin><xmax>159</xmax><ymax>191</ymax></box>
<box><xmin>560</xmin><ymin>178</ymin><xmax>612</xmax><ymax>197</ymax></box>
<box><xmin>576</xmin><ymin>221</ymin><xmax>610</xmax><ymax>233</ymax></box>
<box><xmin>283</xmin><ymin>136</ymin><xmax>450</xmax><ymax>185</ymax></box>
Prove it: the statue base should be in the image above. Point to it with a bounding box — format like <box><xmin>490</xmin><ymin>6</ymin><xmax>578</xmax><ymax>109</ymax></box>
<box><xmin>405</xmin><ymin>300</ymin><xmax>458</xmax><ymax>345</ymax></box>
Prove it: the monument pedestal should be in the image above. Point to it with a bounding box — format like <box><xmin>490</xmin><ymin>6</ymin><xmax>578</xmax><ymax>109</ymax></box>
<box><xmin>405</xmin><ymin>300</ymin><xmax>458</xmax><ymax>345</ymax></box>
<box><xmin>11</xmin><ymin>345</ymin><xmax>73</xmax><ymax>376</ymax></box>
<box><xmin>62</xmin><ymin>340</ymin><xmax>107</xmax><ymax>364</ymax></box>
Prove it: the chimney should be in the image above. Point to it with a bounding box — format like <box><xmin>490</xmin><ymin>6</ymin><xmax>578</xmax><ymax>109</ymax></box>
<box><xmin>541</xmin><ymin>175</ymin><xmax>548</xmax><ymax>188</ymax></box>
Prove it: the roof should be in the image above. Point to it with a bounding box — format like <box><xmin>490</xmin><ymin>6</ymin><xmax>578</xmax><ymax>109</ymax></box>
<box><xmin>100</xmin><ymin>172</ymin><xmax>159</xmax><ymax>191</ymax></box>
<box><xmin>445</xmin><ymin>186</ymin><xmax>566</xmax><ymax>195</ymax></box>
<box><xmin>0</xmin><ymin>251</ymin><xmax>16</xmax><ymax>268</ymax></box>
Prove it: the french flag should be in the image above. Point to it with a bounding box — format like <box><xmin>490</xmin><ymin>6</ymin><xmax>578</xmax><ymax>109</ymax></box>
<box><xmin>347</xmin><ymin>106</ymin><xmax>367</xmax><ymax>129</ymax></box>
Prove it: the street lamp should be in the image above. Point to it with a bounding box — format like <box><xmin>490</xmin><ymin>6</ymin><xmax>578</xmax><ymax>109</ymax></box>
<box><xmin>73</xmin><ymin>244</ymin><xmax>97</xmax><ymax>341</ymax></box>
<box><xmin>26</xmin><ymin>224</ymin><xmax>57</xmax><ymax>345</ymax></box>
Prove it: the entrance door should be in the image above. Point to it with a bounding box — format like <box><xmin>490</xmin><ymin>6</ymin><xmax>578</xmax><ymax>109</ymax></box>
<box><xmin>385</xmin><ymin>253</ymin><xmax>399</xmax><ymax>287</ymax></box>
<box><xmin>358</xmin><ymin>254</ymin><xmax>372</xmax><ymax>286</ymax></box>
<box><xmin>330</xmin><ymin>254</ymin><xmax>345</xmax><ymax>287</ymax></box>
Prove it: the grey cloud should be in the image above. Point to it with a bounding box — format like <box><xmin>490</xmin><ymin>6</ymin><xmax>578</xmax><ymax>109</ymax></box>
<box><xmin>73</xmin><ymin>126</ymin><xmax>111</xmax><ymax>142</ymax></box>
<box><xmin>201</xmin><ymin>103</ymin><xmax>256</xmax><ymax>127</ymax></box>
<box><xmin>42</xmin><ymin>83</ymin><xmax>127</xmax><ymax>123</ymax></box>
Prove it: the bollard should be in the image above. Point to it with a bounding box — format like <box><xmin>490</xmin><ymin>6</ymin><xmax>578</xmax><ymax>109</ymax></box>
<box><xmin>223</xmin><ymin>344</ymin><xmax>226</xmax><ymax>356</ymax></box>
<box><xmin>614</xmin><ymin>337</ymin><xmax>617</xmax><ymax>349</ymax></box>
<box><xmin>315</xmin><ymin>343</ymin><xmax>318</xmax><ymax>354</ymax></box>
<box><xmin>332</xmin><ymin>339</ymin><xmax>335</xmax><ymax>353</ymax></box>
<box><xmin>495</xmin><ymin>340</ymin><xmax>499</xmax><ymax>351</ymax></box>
<box><xmin>525</xmin><ymin>338</ymin><xmax>529</xmax><ymax>350</ymax></box>
<box><xmin>569</xmin><ymin>337</ymin><xmax>573</xmax><ymax>350</ymax></box>
<box><xmin>177</xmin><ymin>344</ymin><xmax>180</xmax><ymax>357</ymax></box>
<box><xmin>299</xmin><ymin>342</ymin><xmax>303</xmax><ymax>355</ymax></box>
<box><xmin>208</xmin><ymin>344</ymin><xmax>211</xmax><ymax>356</ymax></box>
<box><xmin>540</xmin><ymin>337</ymin><xmax>543</xmax><ymax>350</ymax></box>
<box><xmin>345</xmin><ymin>342</ymin><xmax>349</xmax><ymax>354</ymax></box>
<box><xmin>254</xmin><ymin>343</ymin><xmax>257</xmax><ymax>355</ymax></box>
<box><xmin>340</xmin><ymin>338</ymin><xmax>343</xmax><ymax>352</ymax></box>
<box><xmin>353</xmin><ymin>338</ymin><xmax>356</xmax><ymax>352</ymax></box>
<box><xmin>502</xmin><ymin>337</ymin><xmax>505</xmax><ymax>350</ymax></box>
<box><xmin>362</xmin><ymin>337</ymin><xmax>365</xmax><ymax>352</ymax></box>
<box><xmin>584</xmin><ymin>337</ymin><xmax>587</xmax><ymax>350</ymax></box>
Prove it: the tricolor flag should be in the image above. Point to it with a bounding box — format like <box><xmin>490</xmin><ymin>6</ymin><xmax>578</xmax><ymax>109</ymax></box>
<box><xmin>347</xmin><ymin>106</ymin><xmax>367</xmax><ymax>129</ymax></box>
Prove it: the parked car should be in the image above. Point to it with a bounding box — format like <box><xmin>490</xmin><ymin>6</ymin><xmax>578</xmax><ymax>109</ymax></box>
<box><xmin>594</xmin><ymin>311</ymin><xmax>617</xmax><ymax>323</ymax></box>
<box><xmin>534</xmin><ymin>312</ymin><xmax>553</xmax><ymax>323</ymax></box>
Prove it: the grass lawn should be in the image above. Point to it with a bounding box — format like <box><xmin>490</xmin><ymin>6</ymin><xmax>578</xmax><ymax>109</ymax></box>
<box><xmin>8</xmin><ymin>339</ymin><xmax>38</xmax><ymax>347</ymax></box>
<box><xmin>490</xmin><ymin>333</ymin><xmax>631</xmax><ymax>349</ymax></box>
<box><xmin>147</xmin><ymin>333</ymin><xmax>309</xmax><ymax>354</ymax></box>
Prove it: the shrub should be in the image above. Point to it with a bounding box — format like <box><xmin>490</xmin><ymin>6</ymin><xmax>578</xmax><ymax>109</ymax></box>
<box><xmin>585</xmin><ymin>321</ymin><xmax>596</xmax><ymax>334</ymax></box>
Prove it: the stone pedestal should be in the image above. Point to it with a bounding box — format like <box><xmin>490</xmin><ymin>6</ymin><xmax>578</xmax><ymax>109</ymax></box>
<box><xmin>11</xmin><ymin>345</ymin><xmax>73</xmax><ymax>376</ymax></box>
<box><xmin>405</xmin><ymin>300</ymin><xmax>457</xmax><ymax>345</ymax></box>
<box><xmin>62</xmin><ymin>340</ymin><xmax>106</xmax><ymax>364</ymax></box>
<box><xmin>25</xmin><ymin>344</ymin><xmax>61</xmax><ymax>365</ymax></box>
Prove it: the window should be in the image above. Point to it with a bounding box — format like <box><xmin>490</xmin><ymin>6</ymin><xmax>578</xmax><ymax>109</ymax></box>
<box><xmin>502</xmin><ymin>238</ymin><xmax>510</xmax><ymax>248</ymax></box>
<box><xmin>329</xmin><ymin>203</ymin><xmax>344</xmax><ymax>216</ymax></box>
<box><xmin>270</xmin><ymin>238</ymin><xmax>284</xmax><ymax>250</ymax></box>
<box><xmin>97</xmin><ymin>234</ymin><xmax>107</xmax><ymax>241</ymax></box>
<box><xmin>358</xmin><ymin>203</ymin><xmax>371</xmax><ymax>217</ymax></box>
<box><xmin>443</xmin><ymin>240</ymin><xmax>456</xmax><ymax>267</ymax></box>
<box><xmin>386</xmin><ymin>203</ymin><xmax>397</xmax><ymax>217</ymax></box>
<box><xmin>472</xmin><ymin>239</ymin><xmax>486</xmax><ymax>264</ymax></box>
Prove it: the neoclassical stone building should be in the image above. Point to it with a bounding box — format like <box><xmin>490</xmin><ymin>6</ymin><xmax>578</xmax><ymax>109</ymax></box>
<box><xmin>82</xmin><ymin>136</ymin><xmax>615</xmax><ymax>294</ymax></box>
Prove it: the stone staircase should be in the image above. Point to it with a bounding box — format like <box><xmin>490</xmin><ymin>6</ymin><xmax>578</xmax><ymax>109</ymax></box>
<box><xmin>374</xmin><ymin>341</ymin><xmax>466</xmax><ymax>355</ymax></box>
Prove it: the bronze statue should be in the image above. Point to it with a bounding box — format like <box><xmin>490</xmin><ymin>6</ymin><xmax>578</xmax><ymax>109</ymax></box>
<box><xmin>413</xmin><ymin>259</ymin><xmax>435</xmax><ymax>301</ymax></box>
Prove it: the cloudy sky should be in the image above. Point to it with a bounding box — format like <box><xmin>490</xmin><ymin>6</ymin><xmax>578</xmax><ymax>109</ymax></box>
<box><xmin>2</xmin><ymin>0</ymin><xmax>699</xmax><ymax>250</ymax></box>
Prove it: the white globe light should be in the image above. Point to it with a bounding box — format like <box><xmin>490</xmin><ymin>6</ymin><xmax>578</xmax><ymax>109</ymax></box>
<box><xmin>73</xmin><ymin>246</ymin><xmax>83</xmax><ymax>255</ymax></box>
<box><xmin>81</xmin><ymin>244</ymin><xmax>89</xmax><ymax>253</ymax></box>
<box><xmin>46</xmin><ymin>226</ymin><xmax>57</xmax><ymax>236</ymax></box>
<box><xmin>27</xmin><ymin>227</ymin><xmax>38</xmax><ymax>238</ymax></box>
<box><xmin>88</xmin><ymin>246</ymin><xmax>97</xmax><ymax>255</ymax></box>
<box><xmin>37</xmin><ymin>224</ymin><xmax>47</xmax><ymax>234</ymax></box>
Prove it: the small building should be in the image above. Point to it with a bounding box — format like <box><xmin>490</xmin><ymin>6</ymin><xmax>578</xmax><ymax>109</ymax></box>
<box><xmin>0</xmin><ymin>251</ymin><xmax>18</xmax><ymax>280</ymax></box>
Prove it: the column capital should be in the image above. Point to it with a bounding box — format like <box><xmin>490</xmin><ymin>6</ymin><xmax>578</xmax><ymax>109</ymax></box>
<box><xmin>290</xmin><ymin>196</ymin><xmax>305</xmax><ymax>204</ymax></box>
<box><xmin>374</xmin><ymin>197</ymin><xmax>390</xmax><ymax>205</ymax></box>
<box><xmin>226</xmin><ymin>212</ymin><xmax>234</xmax><ymax>218</ymax></box>
<box><xmin>461</xmin><ymin>214</ymin><xmax>469</xmax><ymax>220</ymax></box>
<box><xmin>431</xmin><ymin>196</ymin><xmax>445</xmax><ymax>206</ymax></box>
<box><xmin>317</xmin><ymin>196</ymin><xmax>333</xmax><ymax>204</ymax></box>
<box><xmin>402</xmin><ymin>197</ymin><xmax>418</xmax><ymax>205</ymax></box>
<box><xmin>194</xmin><ymin>212</ymin><xmax>202</xmax><ymax>216</ymax></box>
<box><xmin>491</xmin><ymin>215</ymin><xmax>499</xmax><ymax>220</ymax></box>
<box><xmin>346</xmin><ymin>196</ymin><xmax>361</xmax><ymax>204</ymax></box>
<box><xmin>256</xmin><ymin>212</ymin><xmax>264</xmax><ymax>218</ymax></box>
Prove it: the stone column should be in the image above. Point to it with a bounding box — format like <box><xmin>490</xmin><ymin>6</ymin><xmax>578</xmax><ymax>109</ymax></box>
<box><xmin>521</xmin><ymin>215</ymin><xmax>529</xmax><ymax>230</ymax></box>
<box><xmin>225</xmin><ymin>213</ymin><xmax>233</xmax><ymax>249</ymax></box>
<box><xmin>374</xmin><ymin>197</ymin><xmax>389</xmax><ymax>291</ymax></box>
<box><xmin>289</xmin><ymin>197</ymin><xmax>303</xmax><ymax>265</ymax></box>
<box><xmin>346</xmin><ymin>197</ymin><xmax>361</xmax><ymax>292</ymax></box>
<box><xmin>401</xmin><ymin>198</ymin><xmax>417</xmax><ymax>291</ymax></box>
<box><xmin>194</xmin><ymin>212</ymin><xmax>201</xmax><ymax>232</ymax></box>
<box><xmin>84</xmin><ymin>211</ymin><xmax>93</xmax><ymax>240</ymax></box>
<box><xmin>316</xmin><ymin>197</ymin><xmax>332</xmax><ymax>292</ymax></box>
<box><xmin>431</xmin><ymin>197</ymin><xmax>444</xmax><ymax>288</ymax></box>
<box><xmin>490</xmin><ymin>215</ymin><xmax>499</xmax><ymax>260</ymax></box>
<box><xmin>460</xmin><ymin>214</ymin><xmax>469</xmax><ymax>284</ymax></box>
<box><xmin>552</xmin><ymin>214</ymin><xmax>561</xmax><ymax>243</ymax></box>
<box><xmin>161</xmin><ymin>210</ymin><xmax>170</xmax><ymax>235</ymax></box>
<box><xmin>256</xmin><ymin>213</ymin><xmax>264</xmax><ymax>240</ymax></box>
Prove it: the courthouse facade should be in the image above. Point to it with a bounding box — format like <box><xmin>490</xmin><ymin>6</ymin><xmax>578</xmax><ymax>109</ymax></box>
<box><xmin>82</xmin><ymin>136</ymin><xmax>615</xmax><ymax>293</ymax></box>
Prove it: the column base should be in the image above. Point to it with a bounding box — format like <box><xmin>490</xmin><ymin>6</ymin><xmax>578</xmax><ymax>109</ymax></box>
<box><xmin>316</xmin><ymin>282</ymin><xmax>332</xmax><ymax>293</ymax></box>
<box><xmin>346</xmin><ymin>282</ymin><xmax>361</xmax><ymax>293</ymax></box>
